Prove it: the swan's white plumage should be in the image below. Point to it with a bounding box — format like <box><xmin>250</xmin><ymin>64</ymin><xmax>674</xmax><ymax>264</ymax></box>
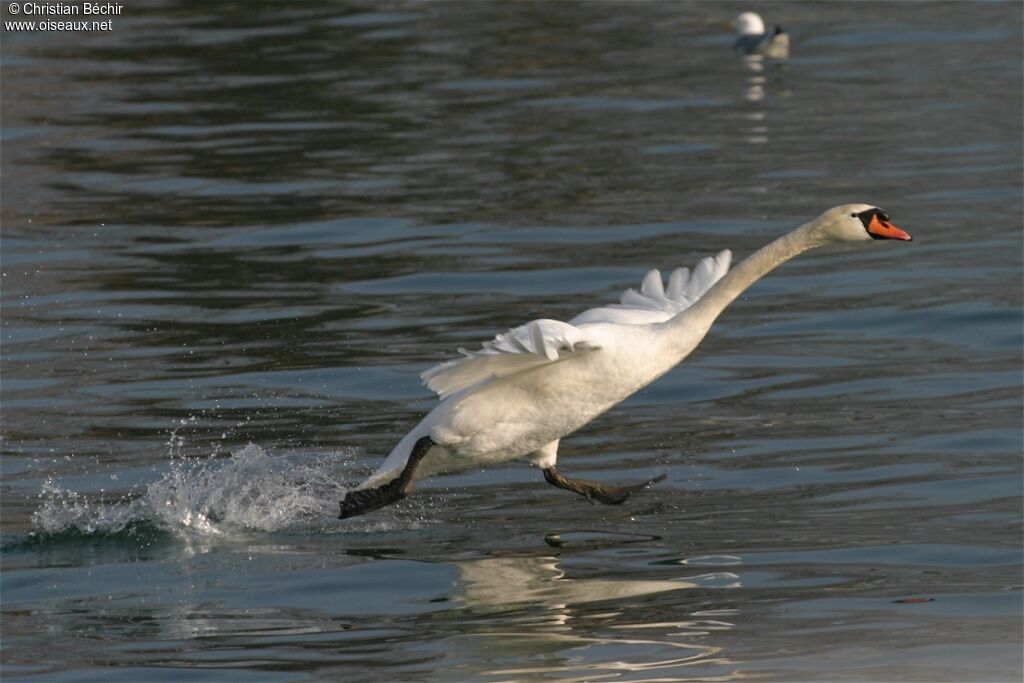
<box><xmin>420</xmin><ymin>249</ymin><xmax>732</xmax><ymax>400</ymax></box>
<box><xmin>421</xmin><ymin>318</ymin><xmax>601</xmax><ymax>400</ymax></box>
<box><xmin>571</xmin><ymin>250</ymin><xmax>732</xmax><ymax>325</ymax></box>
<box><xmin>349</xmin><ymin>205</ymin><xmax>910</xmax><ymax>498</ymax></box>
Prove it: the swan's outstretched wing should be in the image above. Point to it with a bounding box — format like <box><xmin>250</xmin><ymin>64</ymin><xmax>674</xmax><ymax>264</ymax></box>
<box><xmin>421</xmin><ymin>318</ymin><xmax>601</xmax><ymax>399</ymax></box>
<box><xmin>570</xmin><ymin>249</ymin><xmax>732</xmax><ymax>325</ymax></box>
<box><xmin>421</xmin><ymin>250</ymin><xmax>731</xmax><ymax>398</ymax></box>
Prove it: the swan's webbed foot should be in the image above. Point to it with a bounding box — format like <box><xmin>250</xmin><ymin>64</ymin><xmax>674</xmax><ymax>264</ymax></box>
<box><xmin>542</xmin><ymin>467</ymin><xmax>666</xmax><ymax>505</ymax></box>
<box><xmin>338</xmin><ymin>477</ymin><xmax>408</xmax><ymax>519</ymax></box>
<box><xmin>339</xmin><ymin>436</ymin><xmax>434</xmax><ymax>519</ymax></box>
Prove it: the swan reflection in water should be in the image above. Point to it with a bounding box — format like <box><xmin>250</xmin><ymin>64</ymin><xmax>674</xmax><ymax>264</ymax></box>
<box><xmin>733</xmin><ymin>11</ymin><xmax>789</xmax><ymax>140</ymax></box>
<box><xmin>448</xmin><ymin>553</ymin><xmax>743</xmax><ymax>681</ymax></box>
<box><xmin>741</xmin><ymin>55</ymin><xmax>769</xmax><ymax>105</ymax></box>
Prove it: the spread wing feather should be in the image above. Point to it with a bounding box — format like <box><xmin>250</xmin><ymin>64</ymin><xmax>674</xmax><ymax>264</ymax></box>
<box><xmin>570</xmin><ymin>249</ymin><xmax>731</xmax><ymax>325</ymax></box>
<box><xmin>420</xmin><ymin>250</ymin><xmax>732</xmax><ymax>398</ymax></box>
<box><xmin>421</xmin><ymin>319</ymin><xmax>600</xmax><ymax>399</ymax></box>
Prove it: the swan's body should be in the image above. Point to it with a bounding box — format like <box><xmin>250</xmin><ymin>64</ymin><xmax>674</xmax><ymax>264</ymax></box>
<box><xmin>734</xmin><ymin>12</ymin><xmax>789</xmax><ymax>59</ymax></box>
<box><xmin>340</xmin><ymin>205</ymin><xmax>911</xmax><ymax>518</ymax></box>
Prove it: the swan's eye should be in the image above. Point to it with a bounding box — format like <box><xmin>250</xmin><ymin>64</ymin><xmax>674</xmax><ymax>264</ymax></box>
<box><xmin>850</xmin><ymin>212</ymin><xmax>858</xmax><ymax>218</ymax></box>
<box><xmin>856</xmin><ymin>210</ymin><xmax>876</xmax><ymax>230</ymax></box>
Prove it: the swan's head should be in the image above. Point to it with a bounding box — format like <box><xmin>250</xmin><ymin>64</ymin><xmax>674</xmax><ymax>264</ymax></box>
<box><xmin>813</xmin><ymin>204</ymin><xmax>912</xmax><ymax>244</ymax></box>
<box><xmin>735</xmin><ymin>12</ymin><xmax>765</xmax><ymax>36</ymax></box>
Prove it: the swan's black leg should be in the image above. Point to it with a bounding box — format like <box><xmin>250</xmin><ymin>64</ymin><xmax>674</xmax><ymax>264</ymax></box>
<box><xmin>339</xmin><ymin>436</ymin><xmax>435</xmax><ymax>519</ymax></box>
<box><xmin>542</xmin><ymin>467</ymin><xmax>666</xmax><ymax>505</ymax></box>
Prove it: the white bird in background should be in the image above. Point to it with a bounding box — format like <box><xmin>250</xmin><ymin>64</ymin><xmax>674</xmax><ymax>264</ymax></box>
<box><xmin>340</xmin><ymin>205</ymin><xmax>911</xmax><ymax>518</ymax></box>
<box><xmin>734</xmin><ymin>11</ymin><xmax>790</xmax><ymax>59</ymax></box>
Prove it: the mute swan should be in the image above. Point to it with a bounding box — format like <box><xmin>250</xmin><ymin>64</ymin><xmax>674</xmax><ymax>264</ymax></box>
<box><xmin>734</xmin><ymin>11</ymin><xmax>789</xmax><ymax>59</ymax></box>
<box><xmin>340</xmin><ymin>205</ymin><xmax>911</xmax><ymax>518</ymax></box>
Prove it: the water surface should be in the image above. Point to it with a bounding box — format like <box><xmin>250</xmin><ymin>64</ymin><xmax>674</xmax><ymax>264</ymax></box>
<box><xmin>2</xmin><ymin>2</ymin><xmax>1022</xmax><ymax>681</ymax></box>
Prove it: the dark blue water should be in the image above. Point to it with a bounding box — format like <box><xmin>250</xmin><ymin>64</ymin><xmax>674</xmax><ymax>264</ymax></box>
<box><xmin>2</xmin><ymin>2</ymin><xmax>1022</xmax><ymax>681</ymax></box>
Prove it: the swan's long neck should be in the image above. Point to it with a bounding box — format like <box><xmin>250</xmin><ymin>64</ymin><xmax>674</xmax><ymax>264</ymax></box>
<box><xmin>664</xmin><ymin>220</ymin><xmax>824</xmax><ymax>350</ymax></box>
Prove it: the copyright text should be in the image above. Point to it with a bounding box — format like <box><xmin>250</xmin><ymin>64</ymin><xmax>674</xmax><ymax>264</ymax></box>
<box><xmin>5</xmin><ymin>2</ymin><xmax>122</xmax><ymax>31</ymax></box>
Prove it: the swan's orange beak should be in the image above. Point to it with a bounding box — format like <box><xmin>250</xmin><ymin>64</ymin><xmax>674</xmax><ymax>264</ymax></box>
<box><xmin>867</xmin><ymin>214</ymin><xmax>912</xmax><ymax>241</ymax></box>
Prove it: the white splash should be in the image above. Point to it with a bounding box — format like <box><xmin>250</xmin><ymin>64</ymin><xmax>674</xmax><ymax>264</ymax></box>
<box><xmin>31</xmin><ymin>444</ymin><xmax>359</xmax><ymax>538</ymax></box>
<box><xmin>32</xmin><ymin>478</ymin><xmax>149</xmax><ymax>536</ymax></box>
